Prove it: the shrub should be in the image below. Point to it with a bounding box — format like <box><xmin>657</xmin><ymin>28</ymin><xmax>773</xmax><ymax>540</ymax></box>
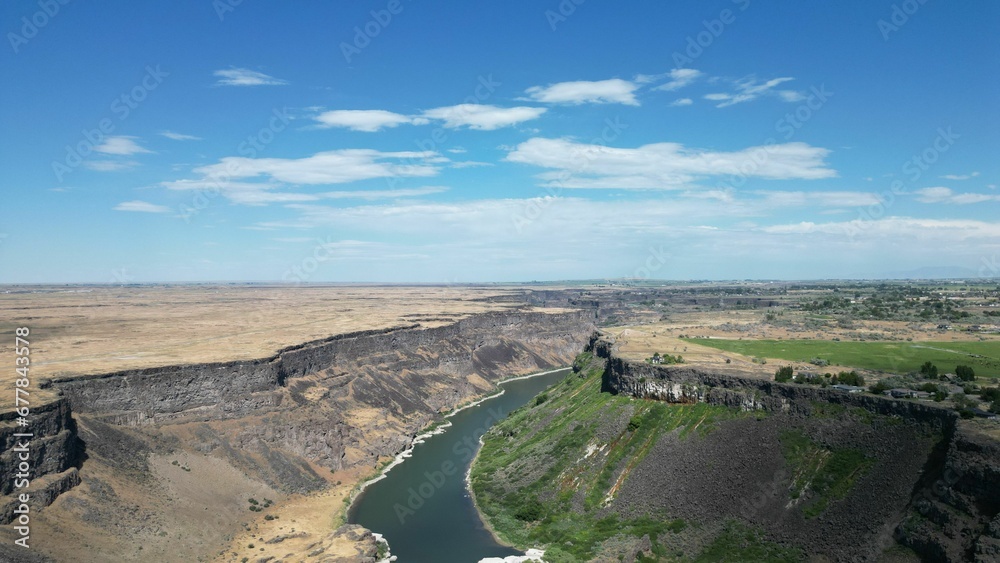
<box><xmin>809</xmin><ymin>357</ymin><xmax>829</xmax><ymax>367</ymax></box>
<box><xmin>627</xmin><ymin>415</ymin><xmax>642</xmax><ymax>432</ymax></box>
<box><xmin>535</xmin><ymin>393</ymin><xmax>549</xmax><ymax>406</ymax></box>
<box><xmin>920</xmin><ymin>382</ymin><xmax>939</xmax><ymax>393</ymax></box>
<box><xmin>514</xmin><ymin>498</ymin><xmax>545</xmax><ymax>522</ymax></box>
<box><xmin>775</xmin><ymin>366</ymin><xmax>793</xmax><ymax>383</ymax></box>
<box><xmin>919</xmin><ymin>362</ymin><xmax>939</xmax><ymax>379</ymax></box>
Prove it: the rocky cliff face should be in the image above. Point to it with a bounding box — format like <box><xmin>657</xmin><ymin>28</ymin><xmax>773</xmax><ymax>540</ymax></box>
<box><xmin>0</xmin><ymin>309</ymin><xmax>594</xmax><ymax>562</ymax></box>
<box><xmin>593</xmin><ymin>334</ymin><xmax>1000</xmax><ymax>562</ymax></box>
<box><xmin>0</xmin><ymin>399</ymin><xmax>83</xmax><ymax>525</ymax></box>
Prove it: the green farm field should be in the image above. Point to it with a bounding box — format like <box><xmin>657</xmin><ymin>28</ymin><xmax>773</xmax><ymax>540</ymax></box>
<box><xmin>684</xmin><ymin>338</ymin><xmax>1000</xmax><ymax>379</ymax></box>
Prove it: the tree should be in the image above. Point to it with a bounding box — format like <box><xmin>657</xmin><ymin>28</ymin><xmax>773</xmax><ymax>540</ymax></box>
<box><xmin>955</xmin><ymin>365</ymin><xmax>976</xmax><ymax>382</ymax></box>
<box><xmin>775</xmin><ymin>366</ymin><xmax>793</xmax><ymax>383</ymax></box>
<box><xmin>991</xmin><ymin>398</ymin><xmax>1000</xmax><ymax>415</ymax></box>
<box><xmin>869</xmin><ymin>381</ymin><xmax>890</xmax><ymax>395</ymax></box>
<box><xmin>919</xmin><ymin>361</ymin><xmax>939</xmax><ymax>379</ymax></box>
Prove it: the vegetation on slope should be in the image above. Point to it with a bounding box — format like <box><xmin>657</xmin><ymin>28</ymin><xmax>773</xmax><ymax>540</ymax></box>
<box><xmin>685</xmin><ymin>338</ymin><xmax>1000</xmax><ymax>379</ymax></box>
<box><xmin>471</xmin><ymin>353</ymin><xmax>793</xmax><ymax>562</ymax></box>
<box><xmin>779</xmin><ymin>430</ymin><xmax>874</xmax><ymax>519</ymax></box>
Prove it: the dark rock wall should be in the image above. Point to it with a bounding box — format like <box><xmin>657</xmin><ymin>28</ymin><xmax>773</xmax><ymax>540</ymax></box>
<box><xmin>0</xmin><ymin>310</ymin><xmax>594</xmax><ymax>517</ymax></box>
<box><xmin>592</xmin><ymin>334</ymin><xmax>1000</xmax><ymax>563</ymax></box>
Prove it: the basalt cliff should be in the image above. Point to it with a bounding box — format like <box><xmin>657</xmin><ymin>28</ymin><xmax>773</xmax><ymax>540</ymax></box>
<box><xmin>0</xmin><ymin>309</ymin><xmax>594</xmax><ymax>562</ymax></box>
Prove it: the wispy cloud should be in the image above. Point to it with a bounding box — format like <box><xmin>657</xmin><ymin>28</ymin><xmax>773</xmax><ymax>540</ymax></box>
<box><xmin>313</xmin><ymin>109</ymin><xmax>426</xmax><ymax>132</ymax></box>
<box><xmin>654</xmin><ymin>69</ymin><xmax>703</xmax><ymax>92</ymax></box>
<box><xmin>670</xmin><ymin>98</ymin><xmax>693</xmax><ymax>107</ymax></box>
<box><xmin>192</xmin><ymin>149</ymin><xmax>443</xmax><ymax>185</ymax></box>
<box><xmin>160</xmin><ymin>131</ymin><xmax>201</xmax><ymax>141</ymax></box>
<box><xmin>95</xmin><ymin>136</ymin><xmax>152</xmax><ymax>155</ymax></box>
<box><xmin>84</xmin><ymin>160</ymin><xmax>139</xmax><ymax>172</ymax></box>
<box><xmin>421</xmin><ymin>104</ymin><xmax>546</xmax><ymax>130</ymax></box>
<box><xmin>940</xmin><ymin>172</ymin><xmax>980</xmax><ymax>180</ymax></box>
<box><xmin>114</xmin><ymin>200</ymin><xmax>170</xmax><ymax>213</ymax></box>
<box><xmin>915</xmin><ymin>186</ymin><xmax>1000</xmax><ymax>204</ymax></box>
<box><xmin>704</xmin><ymin>76</ymin><xmax>802</xmax><ymax>108</ymax></box>
<box><xmin>524</xmin><ymin>78</ymin><xmax>640</xmax><ymax>105</ymax></box>
<box><xmin>505</xmin><ymin>138</ymin><xmax>835</xmax><ymax>189</ymax></box>
<box><xmin>320</xmin><ymin>186</ymin><xmax>448</xmax><ymax>199</ymax></box>
<box><xmin>213</xmin><ymin>68</ymin><xmax>288</xmax><ymax>86</ymax></box>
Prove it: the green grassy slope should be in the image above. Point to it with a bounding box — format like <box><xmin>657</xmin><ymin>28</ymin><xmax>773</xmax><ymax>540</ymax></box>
<box><xmin>471</xmin><ymin>353</ymin><xmax>799</xmax><ymax>562</ymax></box>
<box><xmin>685</xmin><ymin>338</ymin><xmax>1000</xmax><ymax>378</ymax></box>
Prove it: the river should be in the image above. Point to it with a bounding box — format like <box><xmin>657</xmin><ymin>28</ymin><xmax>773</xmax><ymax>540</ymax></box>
<box><xmin>348</xmin><ymin>368</ymin><xmax>569</xmax><ymax>562</ymax></box>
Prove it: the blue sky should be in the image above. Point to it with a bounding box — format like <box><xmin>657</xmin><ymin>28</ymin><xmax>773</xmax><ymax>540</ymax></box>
<box><xmin>1</xmin><ymin>0</ymin><xmax>998</xmax><ymax>283</ymax></box>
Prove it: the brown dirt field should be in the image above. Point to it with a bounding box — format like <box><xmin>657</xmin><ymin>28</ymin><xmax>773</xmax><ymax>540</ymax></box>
<box><xmin>0</xmin><ymin>284</ymin><xmax>570</xmax><ymax>409</ymax></box>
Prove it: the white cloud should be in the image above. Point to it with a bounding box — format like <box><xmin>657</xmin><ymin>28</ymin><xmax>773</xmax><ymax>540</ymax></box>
<box><xmin>95</xmin><ymin>136</ymin><xmax>151</xmax><ymax>155</ymax></box>
<box><xmin>160</xmin><ymin>131</ymin><xmax>201</xmax><ymax>141</ymax></box>
<box><xmin>213</xmin><ymin>68</ymin><xmax>287</xmax><ymax>86</ymax></box>
<box><xmin>313</xmin><ymin>109</ymin><xmax>424</xmax><ymax>132</ymax></box>
<box><xmin>916</xmin><ymin>186</ymin><xmax>1000</xmax><ymax>204</ymax></box>
<box><xmin>915</xmin><ymin>187</ymin><xmax>954</xmax><ymax>203</ymax></box>
<box><xmin>759</xmin><ymin>217</ymin><xmax>1000</xmax><ymax>240</ymax></box>
<box><xmin>524</xmin><ymin>78</ymin><xmax>640</xmax><ymax>105</ymax></box>
<box><xmin>84</xmin><ymin>160</ymin><xmax>139</xmax><ymax>171</ymax></box>
<box><xmin>505</xmin><ymin>138</ymin><xmax>835</xmax><ymax>189</ymax></box>
<box><xmin>940</xmin><ymin>172</ymin><xmax>980</xmax><ymax>180</ymax></box>
<box><xmin>755</xmin><ymin>190</ymin><xmax>884</xmax><ymax>208</ymax></box>
<box><xmin>450</xmin><ymin>161</ymin><xmax>493</xmax><ymax>168</ymax></box>
<box><xmin>236</xmin><ymin>196</ymin><xmax>1000</xmax><ymax>281</ymax></box>
<box><xmin>670</xmin><ymin>98</ymin><xmax>693</xmax><ymax>107</ymax></box>
<box><xmin>320</xmin><ymin>186</ymin><xmax>448</xmax><ymax>199</ymax></box>
<box><xmin>421</xmin><ymin>104</ymin><xmax>546</xmax><ymax>130</ymax></box>
<box><xmin>193</xmin><ymin>149</ymin><xmax>443</xmax><ymax>184</ymax></box>
<box><xmin>704</xmin><ymin>76</ymin><xmax>802</xmax><ymax>108</ymax></box>
<box><xmin>654</xmin><ymin>69</ymin><xmax>703</xmax><ymax>92</ymax></box>
<box><xmin>114</xmin><ymin>200</ymin><xmax>170</xmax><ymax>213</ymax></box>
<box><xmin>160</xmin><ymin>177</ymin><xmax>446</xmax><ymax>207</ymax></box>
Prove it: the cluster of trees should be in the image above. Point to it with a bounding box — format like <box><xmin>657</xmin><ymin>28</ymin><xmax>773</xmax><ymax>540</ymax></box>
<box><xmin>918</xmin><ymin>362</ymin><xmax>976</xmax><ymax>382</ymax></box>
<box><xmin>774</xmin><ymin>366</ymin><xmax>865</xmax><ymax>387</ymax></box>
<box><xmin>647</xmin><ymin>352</ymin><xmax>683</xmax><ymax>365</ymax></box>
<box><xmin>831</xmin><ymin>370</ymin><xmax>865</xmax><ymax>386</ymax></box>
